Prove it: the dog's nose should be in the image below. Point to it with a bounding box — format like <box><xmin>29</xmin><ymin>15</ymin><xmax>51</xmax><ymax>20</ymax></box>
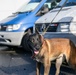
<box><xmin>36</xmin><ymin>45</ymin><xmax>40</xmax><ymax>50</ymax></box>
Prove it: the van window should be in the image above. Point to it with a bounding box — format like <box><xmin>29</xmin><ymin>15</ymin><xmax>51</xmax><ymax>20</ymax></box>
<box><xmin>36</xmin><ymin>0</ymin><xmax>61</xmax><ymax>16</ymax></box>
<box><xmin>17</xmin><ymin>0</ymin><xmax>41</xmax><ymax>13</ymax></box>
<box><xmin>57</xmin><ymin>0</ymin><xmax>76</xmax><ymax>7</ymax></box>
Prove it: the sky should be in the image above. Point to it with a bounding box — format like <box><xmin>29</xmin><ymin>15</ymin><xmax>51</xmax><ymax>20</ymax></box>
<box><xmin>0</xmin><ymin>0</ymin><xmax>30</xmax><ymax>21</ymax></box>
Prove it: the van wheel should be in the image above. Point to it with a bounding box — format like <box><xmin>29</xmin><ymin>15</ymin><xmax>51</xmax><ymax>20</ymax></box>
<box><xmin>22</xmin><ymin>30</ymin><xmax>31</xmax><ymax>51</ymax></box>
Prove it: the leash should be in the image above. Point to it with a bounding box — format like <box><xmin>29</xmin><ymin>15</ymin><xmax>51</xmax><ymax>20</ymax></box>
<box><xmin>36</xmin><ymin>0</ymin><xmax>68</xmax><ymax>35</ymax></box>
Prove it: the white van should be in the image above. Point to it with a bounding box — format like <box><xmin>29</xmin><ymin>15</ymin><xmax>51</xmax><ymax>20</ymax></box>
<box><xmin>35</xmin><ymin>0</ymin><xmax>76</xmax><ymax>45</ymax></box>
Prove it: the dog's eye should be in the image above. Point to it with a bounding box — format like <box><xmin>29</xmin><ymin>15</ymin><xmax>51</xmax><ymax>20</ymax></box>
<box><xmin>37</xmin><ymin>38</ymin><xmax>39</xmax><ymax>41</ymax></box>
<box><xmin>32</xmin><ymin>39</ymin><xmax>35</xmax><ymax>43</ymax></box>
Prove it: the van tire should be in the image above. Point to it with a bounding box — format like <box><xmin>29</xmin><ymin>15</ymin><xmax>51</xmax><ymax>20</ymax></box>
<box><xmin>22</xmin><ymin>29</ymin><xmax>32</xmax><ymax>51</ymax></box>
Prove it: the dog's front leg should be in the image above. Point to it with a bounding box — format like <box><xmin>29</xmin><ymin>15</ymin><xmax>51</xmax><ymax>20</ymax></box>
<box><xmin>55</xmin><ymin>54</ymin><xmax>63</xmax><ymax>75</ymax></box>
<box><xmin>43</xmin><ymin>60</ymin><xmax>51</xmax><ymax>75</ymax></box>
<box><xmin>36</xmin><ymin>62</ymin><xmax>41</xmax><ymax>75</ymax></box>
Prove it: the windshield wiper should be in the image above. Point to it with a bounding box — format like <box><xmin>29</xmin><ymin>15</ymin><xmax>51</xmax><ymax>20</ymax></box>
<box><xmin>13</xmin><ymin>12</ymin><xmax>24</xmax><ymax>14</ymax></box>
<box><xmin>13</xmin><ymin>10</ymin><xmax>32</xmax><ymax>14</ymax></box>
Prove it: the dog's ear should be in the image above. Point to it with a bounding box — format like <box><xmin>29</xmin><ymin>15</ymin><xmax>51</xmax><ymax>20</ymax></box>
<box><xmin>27</xmin><ymin>29</ymin><xmax>32</xmax><ymax>35</ymax></box>
<box><xmin>35</xmin><ymin>28</ymin><xmax>44</xmax><ymax>43</ymax></box>
<box><xmin>35</xmin><ymin>28</ymin><xmax>40</xmax><ymax>35</ymax></box>
<box><xmin>40</xmin><ymin>34</ymin><xmax>44</xmax><ymax>44</ymax></box>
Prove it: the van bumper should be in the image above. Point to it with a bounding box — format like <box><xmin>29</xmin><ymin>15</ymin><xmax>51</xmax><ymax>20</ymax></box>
<box><xmin>0</xmin><ymin>32</ymin><xmax>24</xmax><ymax>46</ymax></box>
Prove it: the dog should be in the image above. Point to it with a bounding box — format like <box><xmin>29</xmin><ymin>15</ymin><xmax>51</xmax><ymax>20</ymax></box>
<box><xmin>28</xmin><ymin>30</ymin><xmax>76</xmax><ymax>75</ymax></box>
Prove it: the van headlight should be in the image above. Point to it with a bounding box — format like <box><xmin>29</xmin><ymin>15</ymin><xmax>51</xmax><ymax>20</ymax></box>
<box><xmin>6</xmin><ymin>24</ymin><xmax>21</xmax><ymax>31</ymax></box>
<box><xmin>57</xmin><ymin>22</ymin><xmax>70</xmax><ymax>32</ymax></box>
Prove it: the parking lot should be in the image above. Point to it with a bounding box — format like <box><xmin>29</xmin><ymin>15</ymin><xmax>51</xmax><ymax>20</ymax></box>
<box><xmin>0</xmin><ymin>46</ymin><xmax>75</xmax><ymax>75</ymax></box>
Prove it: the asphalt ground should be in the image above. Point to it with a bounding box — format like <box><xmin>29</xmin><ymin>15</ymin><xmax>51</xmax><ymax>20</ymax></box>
<box><xmin>0</xmin><ymin>46</ymin><xmax>75</xmax><ymax>75</ymax></box>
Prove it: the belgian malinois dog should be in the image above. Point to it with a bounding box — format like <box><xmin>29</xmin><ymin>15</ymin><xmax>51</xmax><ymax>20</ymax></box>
<box><xmin>28</xmin><ymin>30</ymin><xmax>76</xmax><ymax>75</ymax></box>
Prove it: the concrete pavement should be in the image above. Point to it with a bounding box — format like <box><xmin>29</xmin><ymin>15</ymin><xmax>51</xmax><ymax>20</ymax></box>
<box><xmin>0</xmin><ymin>46</ymin><xmax>75</xmax><ymax>75</ymax></box>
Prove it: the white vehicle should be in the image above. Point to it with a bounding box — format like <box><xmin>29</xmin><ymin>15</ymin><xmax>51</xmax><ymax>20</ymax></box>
<box><xmin>35</xmin><ymin>0</ymin><xmax>76</xmax><ymax>45</ymax></box>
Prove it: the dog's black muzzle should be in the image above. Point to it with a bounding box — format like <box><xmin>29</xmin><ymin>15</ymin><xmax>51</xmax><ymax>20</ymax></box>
<box><xmin>28</xmin><ymin>40</ymin><xmax>40</xmax><ymax>58</ymax></box>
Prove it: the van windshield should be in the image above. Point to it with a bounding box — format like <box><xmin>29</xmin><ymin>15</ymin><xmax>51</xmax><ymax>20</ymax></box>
<box><xmin>57</xmin><ymin>0</ymin><xmax>76</xmax><ymax>7</ymax></box>
<box><xmin>17</xmin><ymin>0</ymin><xmax>41</xmax><ymax>13</ymax></box>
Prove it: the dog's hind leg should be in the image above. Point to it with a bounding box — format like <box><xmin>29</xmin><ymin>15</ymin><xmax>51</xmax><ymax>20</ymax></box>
<box><xmin>55</xmin><ymin>54</ymin><xmax>64</xmax><ymax>75</ymax></box>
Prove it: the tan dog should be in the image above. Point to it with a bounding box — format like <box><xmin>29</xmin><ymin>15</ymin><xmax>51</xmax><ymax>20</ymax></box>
<box><xmin>28</xmin><ymin>31</ymin><xmax>76</xmax><ymax>75</ymax></box>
